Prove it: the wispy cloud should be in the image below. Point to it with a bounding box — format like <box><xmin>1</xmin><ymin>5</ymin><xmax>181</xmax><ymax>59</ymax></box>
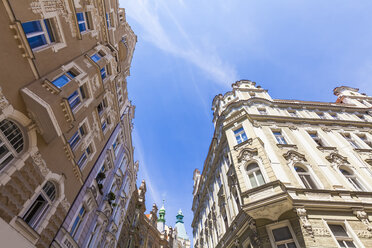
<box><xmin>132</xmin><ymin>129</ymin><xmax>160</xmax><ymax>205</ymax></box>
<box><xmin>121</xmin><ymin>0</ymin><xmax>237</xmax><ymax>86</ymax></box>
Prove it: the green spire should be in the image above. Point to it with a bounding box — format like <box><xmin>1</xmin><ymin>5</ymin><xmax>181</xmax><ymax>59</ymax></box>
<box><xmin>158</xmin><ymin>200</ymin><xmax>166</xmax><ymax>223</ymax></box>
<box><xmin>176</xmin><ymin>209</ymin><xmax>184</xmax><ymax>223</ymax></box>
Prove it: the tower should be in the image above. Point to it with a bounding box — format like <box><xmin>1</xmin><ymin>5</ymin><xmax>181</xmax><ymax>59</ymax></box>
<box><xmin>157</xmin><ymin>201</ymin><xmax>166</xmax><ymax>232</ymax></box>
<box><xmin>174</xmin><ymin>209</ymin><xmax>190</xmax><ymax>248</ymax></box>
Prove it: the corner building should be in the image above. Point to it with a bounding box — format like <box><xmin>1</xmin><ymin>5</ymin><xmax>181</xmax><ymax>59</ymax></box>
<box><xmin>0</xmin><ymin>0</ymin><xmax>136</xmax><ymax>247</ymax></box>
<box><xmin>192</xmin><ymin>80</ymin><xmax>372</xmax><ymax>248</ymax></box>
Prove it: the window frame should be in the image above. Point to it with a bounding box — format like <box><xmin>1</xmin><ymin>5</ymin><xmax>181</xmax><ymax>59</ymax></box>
<box><xmin>357</xmin><ymin>134</ymin><xmax>372</xmax><ymax>149</ymax></box>
<box><xmin>272</xmin><ymin>130</ymin><xmax>288</xmax><ymax>145</ymax></box>
<box><xmin>341</xmin><ymin>133</ymin><xmax>361</xmax><ymax>149</ymax></box>
<box><xmin>266</xmin><ymin>220</ymin><xmax>300</xmax><ymax>248</ymax></box>
<box><xmin>245</xmin><ymin>162</ymin><xmax>266</xmax><ymax>188</ymax></box>
<box><xmin>339</xmin><ymin>167</ymin><xmax>365</xmax><ymax>191</ymax></box>
<box><xmin>22</xmin><ymin>181</ymin><xmax>56</xmax><ymax>230</ymax></box>
<box><xmin>77</xmin><ymin>145</ymin><xmax>92</xmax><ymax>169</ymax></box>
<box><xmin>326</xmin><ymin>221</ymin><xmax>360</xmax><ymax>248</ymax></box>
<box><xmin>0</xmin><ymin>119</ymin><xmax>24</xmax><ymax>171</ymax></box>
<box><xmin>68</xmin><ymin>86</ymin><xmax>86</xmax><ymax>112</ymax></box>
<box><xmin>51</xmin><ymin>69</ymin><xmax>78</xmax><ymax>88</ymax></box>
<box><xmin>308</xmin><ymin>131</ymin><xmax>327</xmax><ymax>147</ymax></box>
<box><xmin>233</xmin><ymin>126</ymin><xmax>248</xmax><ymax>144</ymax></box>
<box><xmin>21</xmin><ymin>19</ymin><xmax>56</xmax><ymax>50</ymax></box>
<box><xmin>76</xmin><ymin>12</ymin><xmax>91</xmax><ymax>33</ymax></box>
<box><xmin>70</xmin><ymin>205</ymin><xmax>86</xmax><ymax>238</ymax></box>
<box><xmin>293</xmin><ymin>164</ymin><xmax>318</xmax><ymax>189</ymax></box>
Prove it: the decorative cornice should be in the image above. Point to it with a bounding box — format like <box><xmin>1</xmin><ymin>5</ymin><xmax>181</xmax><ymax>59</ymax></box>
<box><xmin>283</xmin><ymin>150</ymin><xmax>307</xmax><ymax>162</ymax></box>
<box><xmin>237</xmin><ymin>147</ymin><xmax>258</xmax><ymax>163</ymax></box>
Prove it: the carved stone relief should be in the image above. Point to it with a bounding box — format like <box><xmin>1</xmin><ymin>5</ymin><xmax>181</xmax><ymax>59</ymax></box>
<box><xmin>295</xmin><ymin>208</ymin><xmax>313</xmax><ymax>237</ymax></box>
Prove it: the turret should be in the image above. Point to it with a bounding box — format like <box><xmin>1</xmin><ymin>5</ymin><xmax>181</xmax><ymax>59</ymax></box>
<box><xmin>157</xmin><ymin>201</ymin><xmax>166</xmax><ymax>232</ymax></box>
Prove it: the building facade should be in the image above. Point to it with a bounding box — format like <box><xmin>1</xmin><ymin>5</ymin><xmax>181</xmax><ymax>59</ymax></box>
<box><xmin>192</xmin><ymin>80</ymin><xmax>372</xmax><ymax>248</ymax></box>
<box><xmin>0</xmin><ymin>0</ymin><xmax>136</xmax><ymax>247</ymax></box>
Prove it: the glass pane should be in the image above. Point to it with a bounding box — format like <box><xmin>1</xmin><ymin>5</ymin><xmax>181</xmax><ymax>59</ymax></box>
<box><xmin>78</xmin><ymin>23</ymin><xmax>87</xmax><ymax>32</ymax></box>
<box><xmin>241</xmin><ymin>132</ymin><xmax>248</xmax><ymax>141</ymax></box>
<box><xmin>234</xmin><ymin>127</ymin><xmax>244</xmax><ymax>134</ymax></box>
<box><xmin>66</xmin><ymin>70</ymin><xmax>77</xmax><ymax>78</ymax></box>
<box><xmin>304</xmin><ymin>175</ymin><xmax>317</xmax><ymax>189</ymax></box>
<box><xmin>249</xmin><ymin>173</ymin><xmax>257</xmax><ymax>187</ymax></box>
<box><xmin>328</xmin><ymin>225</ymin><xmax>348</xmax><ymax>237</ymax></box>
<box><xmin>294</xmin><ymin>166</ymin><xmax>306</xmax><ymax>172</ymax></box>
<box><xmin>91</xmin><ymin>54</ymin><xmax>101</xmax><ymax>62</ymax></box>
<box><xmin>27</xmin><ymin>34</ymin><xmax>47</xmax><ymax>49</ymax></box>
<box><xmin>235</xmin><ymin>135</ymin><xmax>242</xmax><ymax>144</ymax></box>
<box><xmin>272</xmin><ymin>226</ymin><xmax>292</xmax><ymax>241</ymax></box>
<box><xmin>43</xmin><ymin>19</ymin><xmax>55</xmax><ymax>42</ymax></box>
<box><xmin>76</xmin><ymin>13</ymin><xmax>84</xmax><ymax>21</ymax></box>
<box><xmin>247</xmin><ymin>163</ymin><xmax>258</xmax><ymax>171</ymax></box>
<box><xmin>287</xmin><ymin>242</ymin><xmax>297</xmax><ymax>248</ymax></box>
<box><xmin>0</xmin><ymin>153</ymin><xmax>13</xmax><ymax>170</ymax></box>
<box><xmin>338</xmin><ymin>241</ymin><xmax>346</xmax><ymax>248</ymax></box>
<box><xmin>100</xmin><ymin>68</ymin><xmax>106</xmax><ymax>79</ymax></box>
<box><xmin>22</xmin><ymin>20</ymin><xmax>43</xmax><ymax>34</ymax></box>
<box><xmin>68</xmin><ymin>91</ymin><xmax>79</xmax><ymax>101</ymax></box>
<box><xmin>345</xmin><ymin>241</ymin><xmax>356</xmax><ymax>248</ymax></box>
<box><xmin>52</xmin><ymin>75</ymin><xmax>70</xmax><ymax>88</ymax></box>
<box><xmin>256</xmin><ymin>171</ymin><xmax>265</xmax><ymax>185</ymax></box>
<box><xmin>23</xmin><ymin>195</ymin><xmax>46</xmax><ymax>224</ymax></box>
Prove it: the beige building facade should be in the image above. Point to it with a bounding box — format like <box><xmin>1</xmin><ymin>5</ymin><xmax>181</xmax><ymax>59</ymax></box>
<box><xmin>192</xmin><ymin>80</ymin><xmax>372</xmax><ymax>248</ymax></box>
<box><xmin>0</xmin><ymin>0</ymin><xmax>136</xmax><ymax>247</ymax></box>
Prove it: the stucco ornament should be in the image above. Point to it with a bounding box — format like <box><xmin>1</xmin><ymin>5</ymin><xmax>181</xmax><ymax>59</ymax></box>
<box><xmin>60</xmin><ymin>197</ymin><xmax>71</xmax><ymax>212</ymax></box>
<box><xmin>283</xmin><ymin>150</ymin><xmax>307</xmax><ymax>163</ymax></box>
<box><xmin>0</xmin><ymin>87</ymin><xmax>10</xmax><ymax>111</ymax></box>
<box><xmin>31</xmin><ymin>151</ymin><xmax>50</xmax><ymax>177</ymax></box>
<box><xmin>237</xmin><ymin>148</ymin><xmax>258</xmax><ymax>163</ymax></box>
<box><xmin>354</xmin><ymin>210</ymin><xmax>372</xmax><ymax>232</ymax></box>
<box><xmin>296</xmin><ymin>208</ymin><xmax>314</xmax><ymax>237</ymax></box>
<box><xmin>326</xmin><ymin>152</ymin><xmax>349</xmax><ymax>166</ymax></box>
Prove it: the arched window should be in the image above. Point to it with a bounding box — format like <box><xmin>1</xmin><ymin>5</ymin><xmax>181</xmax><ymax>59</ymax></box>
<box><xmin>0</xmin><ymin>119</ymin><xmax>24</xmax><ymax>170</ymax></box>
<box><xmin>340</xmin><ymin>168</ymin><xmax>364</xmax><ymax>191</ymax></box>
<box><xmin>294</xmin><ymin>166</ymin><xmax>317</xmax><ymax>189</ymax></box>
<box><xmin>22</xmin><ymin>181</ymin><xmax>56</xmax><ymax>229</ymax></box>
<box><xmin>246</xmin><ymin>163</ymin><xmax>265</xmax><ymax>188</ymax></box>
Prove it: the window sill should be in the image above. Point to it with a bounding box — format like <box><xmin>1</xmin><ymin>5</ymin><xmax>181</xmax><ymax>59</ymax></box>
<box><xmin>317</xmin><ymin>146</ymin><xmax>337</xmax><ymax>151</ymax></box>
<box><xmin>233</xmin><ymin>138</ymin><xmax>253</xmax><ymax>150</ymax></box>
<box><xmin>354</xmin><ymin>148</ymin><xmax>372</xmax><ymax>153</ymax></box>
<box><xmin>276</xmin><ymin>144</ymin><xmax>297</xmax><ymax>149</ymax></box>
<box><xmin>13</xmin><ymin>216</ymin><xmax>40</xmax><ymax>244</ymax></box>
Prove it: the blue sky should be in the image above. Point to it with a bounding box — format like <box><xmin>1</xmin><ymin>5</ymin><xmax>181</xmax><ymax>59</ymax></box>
<box><xmin>119</xmin><ymin>0</ymin><xmax>372</xmax><ymax>240</ymax></box>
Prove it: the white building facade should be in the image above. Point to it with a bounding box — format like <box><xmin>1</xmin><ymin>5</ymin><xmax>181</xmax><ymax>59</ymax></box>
<box><xmin>192</xmin><ymin>80</ymin><xmax>372</xmax><ymax>248</ymax></box>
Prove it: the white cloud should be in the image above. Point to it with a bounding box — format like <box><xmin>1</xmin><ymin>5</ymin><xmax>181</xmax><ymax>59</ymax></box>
<box><xmin>132</xmin><ymin>129</ymin><xmax>160</xmax><ymax>205</ymax></box>
<box><xmin>120</xmin><ymin>0</ymin><xmax>237</xmax><ymax>86</ymax></box>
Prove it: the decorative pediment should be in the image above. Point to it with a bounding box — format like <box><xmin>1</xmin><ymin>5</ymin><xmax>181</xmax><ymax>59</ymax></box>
<box><xmin>326</xmin><ymin>152</ymin><xmax>349</xmax><ymax>165</ymax></box>
<box><xmin>237</xmin><ymin>148</ymin><xmax>258</xmax><ymax>162</ymax></box>
<box><xmin>283</xmin><ymin>150</ymin><xmax>307</xmax><ymax>162</ymax></box>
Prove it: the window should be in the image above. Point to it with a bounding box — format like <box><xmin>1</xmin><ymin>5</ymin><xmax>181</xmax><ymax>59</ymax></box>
<box><xmin>77</xmin><ymin>146</ymin><xmax>91</xmax><ymax>168</ymax></box>
<box><xmin>246</xmin><ymin>163</ymin><xmax>265</xmax><ymax>188</ymax></box>
<box><xmin>97</xmin><ymin>99</ymin><xmax>107</xmax><ymax>115</ymax></box>
<box><xmin>113</xmin><ymin>136</ymin><xmax>120</xmax><ymax>156</ymax></box>
<box><xmin>68</xmin><ymin>86</ymin><xmax>86</xmax><ymax>111</ymax></box>
<box><xmin>328</xmin><ymin>224</ymin><xmax>357</xmax><ymax>248</ymax></box>
<box><xmin>106</xmin><ymin>13</ymin><xmax>112</xmax><ymax>28</ymax></box>
<box><xmin>116</xmin><ymin>81</ymin><xmax>124</xmax><ymax>105</ymax></box>
<box><xmin>0</xmin><ymin>119</ymin><xmax>24</xmax><ymax>171</ymax></box>
<box><xmin>258</xmin><ymin>108</ymin><xmax>267</xmax><ymax>115</ymax></box>
<box><xmin>358</xmin><ymin>134</ymin><xmax>372</xmax><ymax>148</ymax></box>
<box><xmin>294</xmin><ymin>166</ymin><xmax>317</xmax><ymax>189</ymax></box>
<box><xmin>76</xmin><ymin>12</ymin><xmax>91</xmax><ymax>33</ymax></box>
<box><xmin>22</xmin><ymin>19</ymin><xmax>55</xmax><ymax>50</ymax></box>
<box><xmin>273</xmin><ymin>130</ymin><xmax>287</xmax><ymax>144</ymax></box>
<box><xmin>316</xmin><ymin>112</ymin><xmax>325</xmax><ymax>119</ymax></box>
<box><xmin>308</xmin><ymin>132</ymin><xmax>326</xmax><ymax>147</ymax></box>
<box><xmin>342</xmin><ymin>133</ymin><xmax>360</xmax><ymax>149</ymax></box>
<box><xmin>330</xmin><ymin>113</ymin><xmax>339</xmax><ymax>120</ymax></box>
<box><xmin>91</xmin><ymin>53</ymin><xmax>101</xmax><ymax>62</ymax></box>
<box><xmin>340</xmin><ymin>168</ymin><xmax>364</xmax><ymax>191</ymax></box>
<box><xmin>52</xmin><ymin>70</ymin><xmax>77</xmax><ymax>88</ymax></box>
<box><xmin>288</xmin><ymin>110</ymin><xmax>298</xmax><ymax>117</ymax></box>
<box><xmin>23</xmin><ymin>181</ymin><xmax>56</xmax><ymax>229</ymax></box>
<box><xmin>68</xmin><ymin>125</ymin><xmax>86</xmax><ymax>150</ymax></box>
<box><xmin>270</xmin><ymin>225</ymin><xmax>297</xmax><ymax>248</ymax></box>
<box><xmin>100</xmin><ymin>67</ymin><xmax>107</xmax><ymax>80</ymax></box>
<box><xmin>101</xmin><ymin>117</ymin><xmax>110</xmax><ymax>133</ymax></box>
<box><xmin>70</xmin><ymin>206</ymin><xmax>86</xmax><ymax>238</ymax></box>
<box><xmin>234</xmin><ymin>127</ymin><xmax>248</xmax><ymax>144</ymax></box>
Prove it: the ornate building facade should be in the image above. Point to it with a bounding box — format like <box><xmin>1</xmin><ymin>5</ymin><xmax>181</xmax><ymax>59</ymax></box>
<box><xmin>192</xmin><ymin>80</ymin><xmax>372</xmax><ymax>248</ymax></box>
<box><xmin>0</xmin><ymin>0</ymin><xmax>136</xmax><ymax>247</ymax></box>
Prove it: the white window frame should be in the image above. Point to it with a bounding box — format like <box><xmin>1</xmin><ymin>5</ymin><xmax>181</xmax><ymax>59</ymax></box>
<box><xmin>242</xmin><ymin>159</ymin><xmax>268</xmax><ymax>189</ymax></box>
<box><xmin>70</xmin><ymin>205</ymin><xmax>86</xmax><ymax>238</ymax></box>
<box><xmin>272</xmin><ymin>129</ymin><xmax>289</xmax><ymax>145</ymax></box>
<box><xmin>308</xmin><ymin>131</ymin><xmax>328</xmax><ymax>147</ymax></box>
<box><xmin>22</xmin><ymin>19</ymin><xmax>56</xmax><ymax>51</ymax></box>
<box><xmin>76</xmin><ymin>12</ymin><xmax>91</xmax><ymax>33</ymax></box>
<box><xmin>77</xmin><ymin>145</ymin><xmax>92</xmax><ymax>169</ymax></box>
<box><xmin>68</xmin><ymin>86</ymin><xmax>86</xmax><ymax>112</ymax></box>
<box><xmin>341</xmin><ymin>133</ymin><xmax>361</xmax><ymax>149</ymax></box>
<box><xmin>266</xmin><ymin>220</ymin><xmax>300</xmax><ymax>248</ymax></box>
<box><xmin>292</xmin><ymin>164</ymin><xmax>319</xmax><ymax>189</ymax></box>
<box><xmin>0</xmin><ymin>119</ymin><xmax>24</xmax><ymax>171</ymax></box>
<box><xmin>233</xmin><ymin>126</ymin><xmax>248</xmax><ymax>144</ymax></box>
<box><xmin>338</xmin><ymin>166</ymin><xmax>366</xmax><ymax>191</ymax></box>
<box><xmin>325</xmin><ymin>220</ymin><xmax>362</xmax><ymax>248</ymax></box>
